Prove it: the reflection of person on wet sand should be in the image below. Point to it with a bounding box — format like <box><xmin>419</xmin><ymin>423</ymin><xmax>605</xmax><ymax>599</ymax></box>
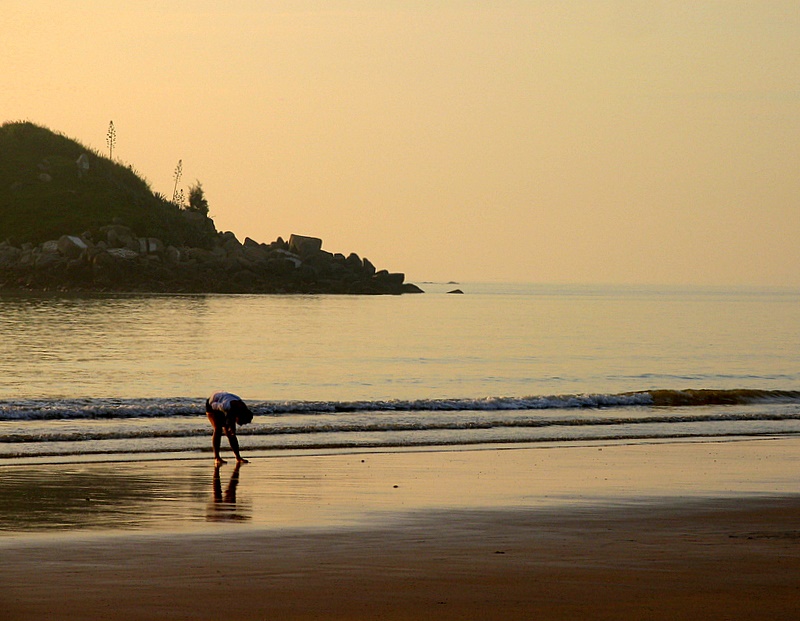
<box><xmin>205</xmin><ymin>391</ymin><xmax>253</xmax><ymax>466</ymax></box>
<box><xmin>214</xmin><ymin>461</ymin><xmax>242</xmax><ymax>503</ymax></box>
<box><xmin>207</xmin><ymin>461</ymin><xmax>251</xmax><ymax>522</ymax></box>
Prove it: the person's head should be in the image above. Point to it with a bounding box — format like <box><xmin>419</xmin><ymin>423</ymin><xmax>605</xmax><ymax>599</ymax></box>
<box><xmin>231</xmin><ymin>400</ymin><xmax>253</xmax><ymax>425</ymax></box>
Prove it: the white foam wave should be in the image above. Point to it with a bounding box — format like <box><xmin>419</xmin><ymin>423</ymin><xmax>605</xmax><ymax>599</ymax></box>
<box><xmin>1</xmin><ymin>390</ymin><xmax>798</xmax><ymax>422</ymax></box>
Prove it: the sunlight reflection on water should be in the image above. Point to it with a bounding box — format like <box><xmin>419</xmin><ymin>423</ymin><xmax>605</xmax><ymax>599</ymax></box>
<box><xmin>1</xmin><ymin>285</ymin><xmax>798</xmax><ymax>402</ymax></box>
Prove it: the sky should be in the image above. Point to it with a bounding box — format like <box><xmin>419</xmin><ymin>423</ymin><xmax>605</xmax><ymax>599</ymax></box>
<box><xmin>4</xmin><ymin>1</ymin><xmax>800</xmax><ymax>286</ymax></box>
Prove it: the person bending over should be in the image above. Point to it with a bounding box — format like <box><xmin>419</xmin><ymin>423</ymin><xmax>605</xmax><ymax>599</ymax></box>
<box><xmin>206</xmin><ymin>391</ymin><xmax>254</xmax><ymax>465</ymax></box>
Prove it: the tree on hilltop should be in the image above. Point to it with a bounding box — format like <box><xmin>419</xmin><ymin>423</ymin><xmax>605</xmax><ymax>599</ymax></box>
<box><xmin>187</xmin><ymin>181</ymin><xmax>209</xmax><ymax>216</ymax></box>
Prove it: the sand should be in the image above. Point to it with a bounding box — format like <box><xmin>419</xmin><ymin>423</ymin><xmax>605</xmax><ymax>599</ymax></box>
<box><xmin>2</xmin><ymin>438</ymin><xmax>800</xmax><ymax>620</ymax></box>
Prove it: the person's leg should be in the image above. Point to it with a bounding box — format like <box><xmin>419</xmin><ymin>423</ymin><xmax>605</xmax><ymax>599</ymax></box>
<box><xmin>224</xmin><ymin>427</ymin><xmax>248</xmax><ymax>463</ymax></box>
<box><xmin>211</xmin><ymin>427</ymin><xmax>225</xmax><ymax>464</ymax></box>
<box><xmin>207</xmin><ymin>408</ymin><xmax>226</xmax><ymax>465</ymax></box>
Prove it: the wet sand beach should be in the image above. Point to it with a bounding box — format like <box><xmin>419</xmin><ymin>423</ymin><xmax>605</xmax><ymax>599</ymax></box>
<box><xmin>2</xmin><ymin>439</ymin><xmax>800</xmax><ymax>620</ymax></box>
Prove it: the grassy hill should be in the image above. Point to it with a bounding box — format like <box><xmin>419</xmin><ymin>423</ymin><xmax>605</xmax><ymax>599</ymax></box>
<box><xmin>0</xmin><ymin>122</ymin><xmax>214</xmax><ymax>247</ymax></box>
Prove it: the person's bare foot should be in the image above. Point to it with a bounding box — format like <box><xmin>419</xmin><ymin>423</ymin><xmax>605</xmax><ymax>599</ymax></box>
<box><xmin>236</xmin><ymin>457</ymin><xmax>249</xmax><ymax>464</ymax></box>
<box><xmin>215</xmin><ymin>457</ymin><xmax>227</xmax><ymax>466</ymax></box>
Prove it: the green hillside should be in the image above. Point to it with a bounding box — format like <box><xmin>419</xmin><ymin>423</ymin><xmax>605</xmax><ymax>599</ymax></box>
<box><xmin>0</xmin><ymin>122</ymin><xmax>213</xmax><ymax>247</ymax></box>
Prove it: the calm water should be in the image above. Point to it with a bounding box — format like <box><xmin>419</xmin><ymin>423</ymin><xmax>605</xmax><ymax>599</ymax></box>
<box><xmin>1</xmin><ymin>283</ymin><xmax>799</xmax><ymax>460</ymax></box>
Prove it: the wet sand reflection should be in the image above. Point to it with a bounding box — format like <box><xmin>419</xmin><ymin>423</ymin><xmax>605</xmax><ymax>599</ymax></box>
<box><xmin>206</xmin><ymin>462</ymin><xmax>251</xmax><ymax>523</ymax></box>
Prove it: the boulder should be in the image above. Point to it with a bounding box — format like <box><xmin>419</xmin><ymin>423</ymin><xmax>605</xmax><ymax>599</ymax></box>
<box><xmin>138</xmin><ymin>237</ymin><xmax>164</xmax><ymax>255</ymax></box>
<box><xmin>41</xmin><ymin>240</ymin><xmax>60</xmax><ymax>254</ymax></box>
<box><xmin>0</xmin><ymin>243</ymin><xmax>21</xmax><ymax>266</ymax></box>
<box><xmin>242</xmin><ymin>243</ymin><xmax>268</xmax><ymax>264</ymax></box>
<box><xmin>265</xmin><ymin>258</ymin><xmax>297</xmax><ymax>276</ymax></box>
<box><xmin>35</xmin><ymin>240</ymin><xmax>62</xmax><ymax>269</ymax></box>
<box><xmin>295</xmin><ymin>263</ymin><xmax>318</xmax><ymax>282</ymax></box>
<box><xmin>220</xmin><ymin>232</ymin><xmax>243</xmax><ymax>256</ymax></box>
<box><xmin>57</xmin><ymin>235</ymin><xmax>88</xmax><ymax>259</ymax></box>
<box><xmin>165</xmin><ymin>246</ymin><xmax>181</xmax><ymax>263</ymax></box>
<box><xmin>34</xmin><ymin>251</ymin><xmax>62</xmax><ymax>269</ymax></box>
<box><xmin>345</xmin><ymin>253</ymin><xmax>362</xmax><ymax>272</ymax></box>
<box><xmin>269</xmin><ymin>237</ymin><xmax>289</xmax><ymax>251</ymax></box>
<box><xmin>231</xmin><ymin>269</ymin><xmax>259</xmax><ymax>289</ymax></box>
<box><xmin>289</xmin><ymin>234</ymin><xmax>322</xmax><ymax>257</ymax></box>
<box><xmin>92</xmin><ymin>251</ymin><xmax>117</xmax><ymax>268</ymax></box>
<box><xmin>19</xmin><ymin>249</ymin><xmax>35</xmax><ymax>267</ymax></box>
<box><xmin>374</xmin><ymin>270</ymin><xmax>405</xmax><ymax>286</ymax></box>
<box><xmin>102</xmin><ymin>224</ymin><xmax>137</xmax><ymax>249</ymax></box>
<box><xmin>272</xmin><ymin>248</ymin><xmax>301</xmax><ymax>267</ymax></box>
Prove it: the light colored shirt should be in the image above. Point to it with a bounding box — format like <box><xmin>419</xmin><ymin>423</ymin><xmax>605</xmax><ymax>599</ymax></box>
<box><xmin>208</xmin><ymin>391</ymin><xmax>242</xmax><ymax>413</ymax></box>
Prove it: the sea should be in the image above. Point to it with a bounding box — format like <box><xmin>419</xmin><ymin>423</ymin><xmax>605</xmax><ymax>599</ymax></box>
<box><xmin>1</xmin><ymin>282</ymin><xmax>799</xmax><ymax>463</ymax></box>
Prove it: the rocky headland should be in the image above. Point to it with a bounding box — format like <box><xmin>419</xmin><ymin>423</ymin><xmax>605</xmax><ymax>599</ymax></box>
<box><xmin>0</xmin><ymin>229</ymin><xmax>422</xmax><ymax>294</ymax></box>
<box><xmin>0</xmin><ymin>122</ymin><xmax>422</xmax><ymax>294</ymax></box>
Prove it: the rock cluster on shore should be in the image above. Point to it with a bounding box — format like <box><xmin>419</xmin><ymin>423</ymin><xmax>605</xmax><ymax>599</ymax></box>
<box><xmin>0</xmin><ymin>226</ymin><xmax>423</xmax><ymax>295</ymax></box>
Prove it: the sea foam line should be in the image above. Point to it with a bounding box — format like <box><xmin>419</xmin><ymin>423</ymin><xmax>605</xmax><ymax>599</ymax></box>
<box><xmin>0</xmin><ymin>389</ymin><xmax>798</xmax><ymax>421</ymax></box>
<box><xmin>4</xmin><ymin>408</ymin><xmax>800</xmax><ymax>444</ymax></box>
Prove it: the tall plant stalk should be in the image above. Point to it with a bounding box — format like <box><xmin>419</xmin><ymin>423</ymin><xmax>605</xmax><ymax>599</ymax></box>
<box><xmin>172</xmin><ymin>159</ymin><xmax>183</xmax><ymax>203</ymax></box>
<box><xmin>106</xmin><ymin>121</ymin><xmax>116</xmax><ymax>159</ymax></box>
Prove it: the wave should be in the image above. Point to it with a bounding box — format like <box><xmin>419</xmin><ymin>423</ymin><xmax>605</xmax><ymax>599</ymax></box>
<box><xmin>1</xmin><ymin>389</ymin><xmax>798</xmax><ymax>422</ymax></box>
<box><xmin>645</xmin><ymin>389</ymin><xmax>800</xmax><ymax>407</ymax></box>
<box><xmin>6</xmin><ymin>410</ymin><xmax>800</xmax><ymax>445</ymax></box>
<box><xmin>2</xmin><ymin>389</ymin><xmax>800</xmax><ymax>459</ymax></box>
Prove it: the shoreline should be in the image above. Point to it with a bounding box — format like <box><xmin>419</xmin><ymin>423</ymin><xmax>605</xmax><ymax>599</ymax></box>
<box><xmin>3</xmin><ymin>436</ymin><xmax>800</xmax><ymax>534</ymax></box>
<box><xmin>3</xmin><ymin>438</ymin><xmax>800</xmax><ymax>619</ymax></box>
<box><xmin>2</xmin><ymin>433</ymin><xmax>792</xmax><ymax>465</ymax></box>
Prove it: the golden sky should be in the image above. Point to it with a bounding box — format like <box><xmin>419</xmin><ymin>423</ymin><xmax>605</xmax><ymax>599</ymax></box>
<box><xmin>4</xmin><ymin>1</ymin><xmax>800</xmax><ymax>286</ymax></box>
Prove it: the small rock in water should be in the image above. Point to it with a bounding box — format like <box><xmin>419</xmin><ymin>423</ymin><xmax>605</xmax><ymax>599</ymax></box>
<box><xmin>447</xmin><ymin>289</ymin><xmax>464</xmax><ymax>294</ymax></box>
